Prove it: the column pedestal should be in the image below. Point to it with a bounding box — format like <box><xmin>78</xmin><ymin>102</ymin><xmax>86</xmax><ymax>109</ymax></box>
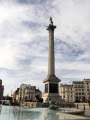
<box><xmin>42</xmin><ymin>75</ymin><xmax>62</xmax><ymax>102</ymax></box>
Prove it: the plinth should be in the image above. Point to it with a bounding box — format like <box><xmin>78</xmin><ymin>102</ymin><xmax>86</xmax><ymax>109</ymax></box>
<box><xmin>42</xmin><ymin>74</ymin><xmax>62</xmax><ymax>102</ymax></box>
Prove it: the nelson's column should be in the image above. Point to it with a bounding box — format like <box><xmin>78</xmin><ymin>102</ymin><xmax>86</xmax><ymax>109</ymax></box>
<box><xmin>42</xmin><ymin>17</ymin><xmax>62</xmax><ymax>102</ymax></box>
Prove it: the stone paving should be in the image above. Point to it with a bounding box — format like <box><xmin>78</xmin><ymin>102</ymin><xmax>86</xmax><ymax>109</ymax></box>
<box><xmin>85</xmin><ymin>109</ymin><xmax>90</xmax><ymax>117</ymax></box>
<box><xmin>58</xmin><ymin>105</ymin><xmax>90</xmax><ymax>119</ymax></box>
<box><xmin>78</xmin><ymin>106</ymin><xmax>90</xmax><ymax>117</ymax></box>
<box><xmin>57</xmin><ymin>112</ymin><xmax>90</xmax><ymax>120</ymax></box>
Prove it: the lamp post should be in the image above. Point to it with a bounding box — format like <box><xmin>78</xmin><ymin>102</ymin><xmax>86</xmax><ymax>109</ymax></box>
<box><xmin>88</xmin><ymin>89</ymin><xmax>90</xmax><ymax>107</ymax></box>
<box><xmin>19</xmin><ymin>89</ymin><xmax>22</xmax><ymax>104</ymax></box>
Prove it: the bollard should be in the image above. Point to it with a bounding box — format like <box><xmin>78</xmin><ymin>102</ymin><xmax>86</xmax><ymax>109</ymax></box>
<box><xmin>77</xmin><ymin>104</ymin><xmax>78</xmax><ymax>109</ymax></box>
<box><xmin>84</xmin><ymin>104</ymin><xmax>85</xmax><ymax>110</ymax></box>
<box><xmin>32</xmin><ymin>103</ymin><xmax>33</xmax><ymax>107</ymax></box>
<box><xmin>63</xmin><ymin>104</ymin><xmax>64</xmax><ymax>108</ymax></box>
<box><xmin>70</xmin><ymin>105</ymin><xmax>71</xmax><ymax>108</ymax></box>
<box><xmin>42</xmin><ymin>103</ymin><xmax>44</xmax><ymax>107</ymax></box>
<box><xmin>89</xmin><ymin>103</ymin><xmax>90</xmax><ymax>110</ymax></box>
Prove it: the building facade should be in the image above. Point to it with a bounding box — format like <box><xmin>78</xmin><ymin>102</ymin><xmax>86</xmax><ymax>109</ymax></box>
<box><xmin>0</xmin><ymin>79</ymin><xmax>4</xmax><ymax>100</ymax></box>
<box><xmin>12</xmin><ymin>84</ymin><xmax>42</xmax><ymax>104</ymax></box>
<box><xmin>59</xmin><ymin>84</ymin><xmax>74</xmax><ymax>102</ymax></box>
<box><xmin>84</xmin><ymin>79</ymin><xmax>90</xmax><ymax>101</ymax></box>
<box><xmin>59</xmin><ymin>79</ymin><xmax>90</xmax><ymax>102</ymax></box>
<box><xmin>73</xmin><ymin>81</ymin><xmax>85</xmax><ymax>102</ymax></box>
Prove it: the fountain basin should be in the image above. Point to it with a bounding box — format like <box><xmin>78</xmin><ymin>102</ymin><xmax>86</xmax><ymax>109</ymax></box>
<box><xmin>0</xmin><ymin>106</ymin><xmax>89</xmax><ymax>120</ymax></box>
<box><xmin>59</xmin><ymin>108</ymin><xmax>85</xmax><ymax>115</ymax></box>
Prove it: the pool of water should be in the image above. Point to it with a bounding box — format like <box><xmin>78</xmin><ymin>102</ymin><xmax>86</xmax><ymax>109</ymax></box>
<box><xmin>0</xmin><ymin>105</ymin><xmax>77</xmax><ymax>120</ymax></box>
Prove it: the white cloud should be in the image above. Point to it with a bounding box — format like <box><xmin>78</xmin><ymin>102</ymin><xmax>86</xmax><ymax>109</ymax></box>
<box><xmin>0</xmin><ymin>0</ymin><xmax>90</xmax><ymax>95</ymax></box>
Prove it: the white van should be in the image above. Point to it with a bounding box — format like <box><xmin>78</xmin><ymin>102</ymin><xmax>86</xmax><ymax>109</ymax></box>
<box><xmin>1</xmin><ymin>100</ymin><xmax>10</xmax><ymax>105</ymax></box>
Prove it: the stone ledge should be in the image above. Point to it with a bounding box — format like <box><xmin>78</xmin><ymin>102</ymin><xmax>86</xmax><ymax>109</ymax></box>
<box><xmin>56</xmin><ymin>112</ymin><xmax>90</xmax><ymax>119</ymax></box>
<box><xmin>43</xmin><ymin>75</ymin><xmax>61</xmax><ymax>83</ymax></box>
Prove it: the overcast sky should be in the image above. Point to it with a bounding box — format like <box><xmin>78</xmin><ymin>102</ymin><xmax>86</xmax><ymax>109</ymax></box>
<box><xmin>0</xmin><ymin>0</ymin><xmax>90</xmax><ymax>96</ymax></box>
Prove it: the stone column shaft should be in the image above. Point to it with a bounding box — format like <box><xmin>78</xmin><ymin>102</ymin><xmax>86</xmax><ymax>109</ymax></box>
<box><xmin>48</xmin><ymin>30</ymin><xmax>55</xmax><ymax>75</ymax></box>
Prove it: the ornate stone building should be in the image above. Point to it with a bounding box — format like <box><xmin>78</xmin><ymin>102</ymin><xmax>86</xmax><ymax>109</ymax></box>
<box><xmin>59</xmin><ymin>84</ymin><xmax>74</xmax><ymax>102</ymax></box>
<box><xmin>59</xmin><ymin>79</ymin><xmax>90</xmax><ymax>102</ymax></box>
<box><xmin>0</xmin><ymin>79</ymin><xmax>4</xmax><ymax>100</ymax></box>
<box><xmin>12</xmin><ymin>84</ymin><xmax>42</xmax><ymax>103</ymax></box>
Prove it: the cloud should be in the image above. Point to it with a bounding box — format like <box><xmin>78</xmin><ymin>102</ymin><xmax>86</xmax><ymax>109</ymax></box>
<box><xmin>0</xmin><ymin>0</ymin><xmax>90</xmax><ymax>95</ymax></box>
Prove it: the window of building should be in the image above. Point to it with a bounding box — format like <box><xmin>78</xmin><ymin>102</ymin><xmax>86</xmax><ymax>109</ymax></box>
<box><xmin>63</xmin><ymin>95</ymin><xmax>65</xmax><ymax>98</ymax></box>
<box><xmin>79</xmin><ymin>97</ymin><xmax>81</xmax><ymax>100</ymax></box>
<box><xmin>87</xmin><ymin>89</ymin><xmax>89</xmax><ymax>91</ymax></box>
<box><xmin>76</xmin><ymin>96</ymin><xmax>78</xmax><ymax>99</ymax></box>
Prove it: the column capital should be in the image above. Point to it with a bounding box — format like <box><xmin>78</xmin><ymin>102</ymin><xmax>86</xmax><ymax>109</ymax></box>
<box><xmin>47</xmin><ymin>17</ymin><xmax>56</xmax><ymax>31</ymax></box>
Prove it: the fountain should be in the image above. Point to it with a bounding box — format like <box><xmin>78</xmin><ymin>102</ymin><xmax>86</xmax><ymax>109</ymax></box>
<box><xmin>0</xmin><ymin>105</ymin><xmax>89</xmax><ymax>120</ymax></box>
<box><xmin>49</xmin><ymin>100</ymin><xmax>59</xmax><ymax>110</ymax></box>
